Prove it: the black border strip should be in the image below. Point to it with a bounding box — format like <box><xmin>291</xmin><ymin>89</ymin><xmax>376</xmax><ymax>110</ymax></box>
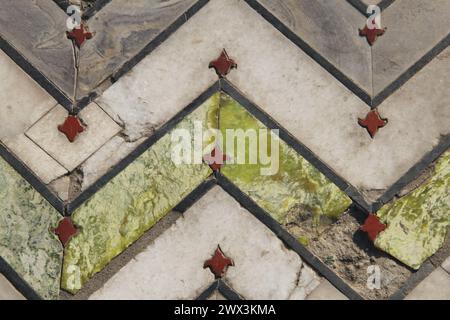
<box><xmin>216</xmin><ymin>174</ymin><xmax>364</xmax><ymax>300</ymax></box>
<box><xmin>0</xmin><ymin>257</ymin><xmax>42</xmax><ymax>300</ymax></box>
<box><xmin>346</xmin><ymin>0</ymin><xmax>396</xmax><ymax>16</ymax></box>
<box><xmin>218</xmin><ymin>280</ymin><xmax>243</xmax><ymax>301</ymax></box>
<box><xmin>52</xmin><ymin>0</ymin><xmax>112</xmax><ymax>20</ymax></box>
<box><xmin>0</xmin><ymin>37</ymin><xmax>73</xmax><ymax>110</ymax></box>
<box><xmin>244</xmin><ymin>0</ymin><xmax>372</xmax><ymax>107</ymax></box>
<box><xmin>388</xmin><ymin>261</ymin><xmax>436</xmax><ymax>300</ymax></box>
<box><xmin>67</xmin><ymin>81</ymin><xmax>220</xmax><ymax>214</ymax></box>
<box><xmin>76</xmin><ymin>0</ymin><xmax>210</xmax><ymax>112</ymax></box>
<box><xmin>173</xmin><ymin>178</ymin><xmax>217</xmax><ymax>213</ymax></box>
<box><xmin>82</xmin><ymin>0</ymin><xmax>113</xmax><ymax>20</ymax></box>
<box><xmin>372</xmin><ymin>34</ymin><xmax>450</xmax><ymax>108</ymax></box>
<box><xmin>0</xmin><ymin>143</ymin><xmax>65</xmax><ymax>214</ymax></box>
<box><xmin>245</xmin><ymin>0</ymin><xmax>449</xmax><ymax>109</ymax></box>
<box><xmin>196</xmin><ymin>281</ymin><xmax>219</xmax><ymax>300</ymax></box>
<box><xmin>221</xmin><ymin>79</ymin><xmax>372</xmax><ymax>213</ymax></box>
<box><xmin>372</xmin><ymin>134</ymin><xmax>450</xmax><ymax>211</ymax></box>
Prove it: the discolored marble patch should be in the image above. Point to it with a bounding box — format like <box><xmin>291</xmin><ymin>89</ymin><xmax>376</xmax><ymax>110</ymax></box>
<box><xmin>219</xmin><ymin>93</ymin><xmax>352</xmax><ymax>237</ymax></box>
<box><xmin>61</xmin><ymin>95</ymin><xmax>215</xmax><ymax>293</ymax></box>
<box><xmin>375</xmin><ymin>151</ymin><xmax>450</xmax><ymax>270</ymax></box>
<box><xmin>0</xmin><ymin>157</ymin><xmax>63</xmax><ymax>300</ymax></box>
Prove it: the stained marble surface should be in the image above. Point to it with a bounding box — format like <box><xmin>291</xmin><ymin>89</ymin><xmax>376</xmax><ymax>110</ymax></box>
<box><xmin>256</xmin><ymin>0</ymin><xmax>372</xmax><ymax>95</ymax></box>
<box><xmin>219</xmin><ymin>93</ymin><xmax>352</xmax><ymax>233</ymax></box>
<box><xmin>77</xmin><ymin>0</ymin><xmax>198</xmax><ymax>99</ymax></box>
<box><xmin>0</xmin><ymin>0</ymin><xmax>75</xmax><ymax>98</ymax></box>
<box><xmin>376</xmin><ymin>151</ymin><xmax>450</xmax><ymax>270</ymax></box>
<box><xmin>0</xmin><ymin>157</ymin><xmax>63</xmax><ymax>300</ymax></box>
<box><xmin>61</xmin><ymin>96</ymin><xmax>213</xmax><ymax>293</ymax></box>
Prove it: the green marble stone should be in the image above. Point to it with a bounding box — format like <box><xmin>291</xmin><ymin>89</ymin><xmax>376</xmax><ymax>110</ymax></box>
<box><xmin>61</xmin><ymin>96</ymin><xmax>215</xmax><ymax>293</ymax></box>
<box><xmin>219</xmin><ymin>93</ymin><xmax>352</xmax><ymax>232</ymax></box>
<box><xmin>0</xmin><ymin>157</ymin><xmax>63</xmax><ymax>300</ymax></box>
<box><xmin>375</xmin><ymin>151</ymin><xmax>450</xmax><ymax>270</ymax></box>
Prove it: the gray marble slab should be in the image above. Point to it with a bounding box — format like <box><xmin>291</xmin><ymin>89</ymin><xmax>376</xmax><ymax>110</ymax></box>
<box><xmin>0</xmin><ymin>0</ymin><xmax>75</xmax><ymax>99</ymax></box>
<box><xmin>76</xmin><ymin>0</ymin><xmax>197</xmax><ymax>99</ymax></box>
<box><xmin>372</xmin><ymin>0</ymin><xmax>450</xmax><ymax>96</ymax></box>
<box><xmin>257</xmin><ymin>0</ymin><xmax>373</xmax><ymax>96</ymax></box>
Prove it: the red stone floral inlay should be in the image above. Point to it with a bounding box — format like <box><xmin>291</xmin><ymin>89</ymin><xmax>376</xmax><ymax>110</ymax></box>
<box><xmin>203</xmin><ymin>147</ymin><xmax>228</xmax><ymax>172</ymax></box>
<box><xmin>204</xmin><ymin>246</ymin><xmax>234</xmax><ymax>279</ymax></box>
<box><xmin>58</xmin><ymin>115</ymin><xmax>85</xmax><ymax>142</ymax></box>
<box><xmin>209</xmin><ymin>49</ymin><xmax>237</xmax><ymax>77</ymax></box>
<box><xmin>54</xmin><ymin>217</ymin><xmax>78</xmax><ymax>247</ymax></box>
<box><xmin>358</xmin><ymin>109</ymin><xmax>388</xmax><ymax>138</ymax></box>
<box><xmin>67</xmin><ymin>24</ymin><xmax>93</xmax><ymax>48</ymax></box>
<box><xmin>359</xmin><ymin>23</ymin><xmax>386</xmax><ymax>46</ymax></box>
<box><xmin>360</xmin><ymin>214</ymin><xmax>387</xmax><ymax>242</ymax></box>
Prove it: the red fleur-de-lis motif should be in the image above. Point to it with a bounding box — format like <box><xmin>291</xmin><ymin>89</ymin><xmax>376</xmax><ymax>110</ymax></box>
<box><xmin>204</xmin><ymin>246</ymin><xmax>234</xmax><ymax>279</ymax></box>
<box><xmin>67</xmin><ymin>24</ymin><xmax>93</xmax><ymax>48</ymax></box>
<box><xmin>203</xmin><ymin>146</ymin><xmax>228</xmax><ymax>172</ymax></box>
<box><xmin>358</xmin><ymin>109</ymin><xmax>388</xmax><ymax>138</ymax></box>
<box><xmin>209</xmin><ymin>49</ymin><xmax>237</xmax><ymax>77</ymax></box>
<box><xmin>359</xmin><ymin>23</ymin><xmax>386</xmax><ymax>46</ymax></box>
<box><xmin>360</xmin><ymin>214</ymin><xmax>387</xmax><ymax>242</ymax></box>
<box><xmin>58</xmin><ymin>115</ymin><xmax>85</xmax><ymax>142</ymax></box>
<box><xmin>54</xmin><ymin>217</ymin><xmax>78</xmax><ymax>247</ymax></box>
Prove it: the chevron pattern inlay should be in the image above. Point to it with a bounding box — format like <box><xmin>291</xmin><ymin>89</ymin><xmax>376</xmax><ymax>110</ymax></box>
<box><xmin>0</xmin><ymin>0</ymin><xmax>449</xmax><ymax>301</ymax></box>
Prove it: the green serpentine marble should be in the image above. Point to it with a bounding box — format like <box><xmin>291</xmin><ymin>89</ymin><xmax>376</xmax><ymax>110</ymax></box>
<box><xmin>0</xmin><ymin>157</ymin><xmax>63</xmax><ymax>300</ymax></box>
<box><xmin>61</xmin><ymin>96</ymin><xmax>214</xmax><ymax>293</ymax></box>
<box><xmin>219</xmin><ymin>93</ymin><xmax>352</xmax><ymax>232</ymax></box>
<box><xmin>375</xmin><ymin>151</ymin><xmax>450</xmax><ymax>270</ymax></box>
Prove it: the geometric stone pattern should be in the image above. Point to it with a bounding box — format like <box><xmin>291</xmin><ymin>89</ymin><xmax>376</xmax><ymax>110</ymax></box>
<box><xmin>90</xmin><ymin>187</ymin><xmax>321</xmax><ymax>300</ymax></box>
<box><xmin>0</xmin><ymin>0</ymin><xmax>448</xmax><ymax>301</ymax></box>
<box><xmin>375</xmin><ymin>151</ymin><xmax>450</xmax><ymax>270</ymax></box>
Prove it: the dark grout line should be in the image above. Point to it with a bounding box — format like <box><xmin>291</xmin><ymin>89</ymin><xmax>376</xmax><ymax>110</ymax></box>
<box><xmin>196</xmin><ymin>281</ymin><xmax>219</xmax><ymax>300</ymax></box>
<box><xmin>388</xmin><ymin>261</ymin><xmax>436</xmax><ymax>300</ymax></box>
<box><xmin>0</xmin><ymin>257</ymin><xmax>42</xmax><ymax>300</ymax></box>
<box><xmin>0</xmin><ymin>143</ymin><xmax>65</xmax><ymax>214</ymax></box>
<box><xmin>75</xmin><ymin>0</ymin><xmax>210</xmax><ymax>112</ymax></box>
<box><xmin>246</xmin><ymin>0</ymin><xmax>447</xmax><ymax>110</ymax></box>
<box><xmin>217</xmin><ymin>280</ymin><xmax>244</xmax><ymax>300</ymax></box>
<box><xmin>0</xmin><ymin>37</ymin><xmax>73</xmax><ymax>111</ymax></box>
<box><xmin>221</xmin><ymin>79</ymin><xmax>372</xmax><ymax>213</ymax></box>
<box><xmin>52</xmin><ymin>0</ymin><xmax>112</xmax><ymax>20</ymax></box>
<box><xmin>66</xmin><ymin>81</ymin><xmax>220</xmax><ymax>214</ymax></box>
<box><xmin>173</xmin><ymin>178</ymin><xmax>216</xmax><ymax>213</ymax></box>
<box><xmin>215</xmin><ymin>174</ymin><xmax>365</xmax><ymax>300</ymax></box>
<box><xmin>373</xmin><ymin>134</ymin><xmax>450</xmax><ymax>211</ymax></box>
<box><xmin>346</xmin><ymin>0</ymin><xmax>396</xmax><ymax>16</ymax></box>
<box><xmin>82</xmin><ymin>0</ymin><xmax>113</xmax><ymax>20</ymax></box>
<box><xmin>244</xmin><ymin>0</ymin><xmax>373</xmax><ymax>107</ymax></box>
<box><xmin>371</xmin><ymin>34</ymin><xmax>450</xmax><ymax>108</ymax></box>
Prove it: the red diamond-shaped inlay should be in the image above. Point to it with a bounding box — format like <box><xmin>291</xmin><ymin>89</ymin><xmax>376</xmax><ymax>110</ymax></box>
<box><xmin>54</xmin><ymin>217</ymin><xmax>78</xmax><ymax>247</ymax></box>
<box><xmin>360</xmin><ymin>214</ymin><xmax>387</xmax><ymax>242</ymax></box>
<box><xmin>58</xmin><ymin>115</ymin><xmax>84</xmax><ymax>142</ymax></box>
<box><xmin>209</xmin><ymin>49</ymin><xmax>237</xmax><ymax>77</ymax></box>
<box><xmin>359</xmin><ymin>23</ymin><xmax>386</xmax><ymax>46</ymax></box>
<box><xmin>203</xmin><ymin>147</ymin><xmax>228</xmax><ymax>172</ymax></box>
<box><xmin>204</xmin><ymin>246</ymin><xmax>234</xmax><ymax>279</ymax></box>
<box><xmin>67</xmin><ymin>24</ymin><xmax>93</xmax><ymax>48</ymax></box>
<box><xmin>358</xmin><ymin>109</ymin><xmax>388</xmax><ymax>138</ymax></box>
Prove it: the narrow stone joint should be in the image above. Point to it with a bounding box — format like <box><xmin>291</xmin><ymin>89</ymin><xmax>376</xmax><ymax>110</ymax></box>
<box><xmin>54</xmin><ymin>217</ymin><xmax>79</xmax><ymax>247</ymax></box>
<box><xmin>204</xmin><ymin>245</ymin><xmax>234</xmax><ymax>279</ymax></box>
<box><xmin>209</xmin><ymin>49</ymin><xmax>237</xmax><ymax>77</ymax></box>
